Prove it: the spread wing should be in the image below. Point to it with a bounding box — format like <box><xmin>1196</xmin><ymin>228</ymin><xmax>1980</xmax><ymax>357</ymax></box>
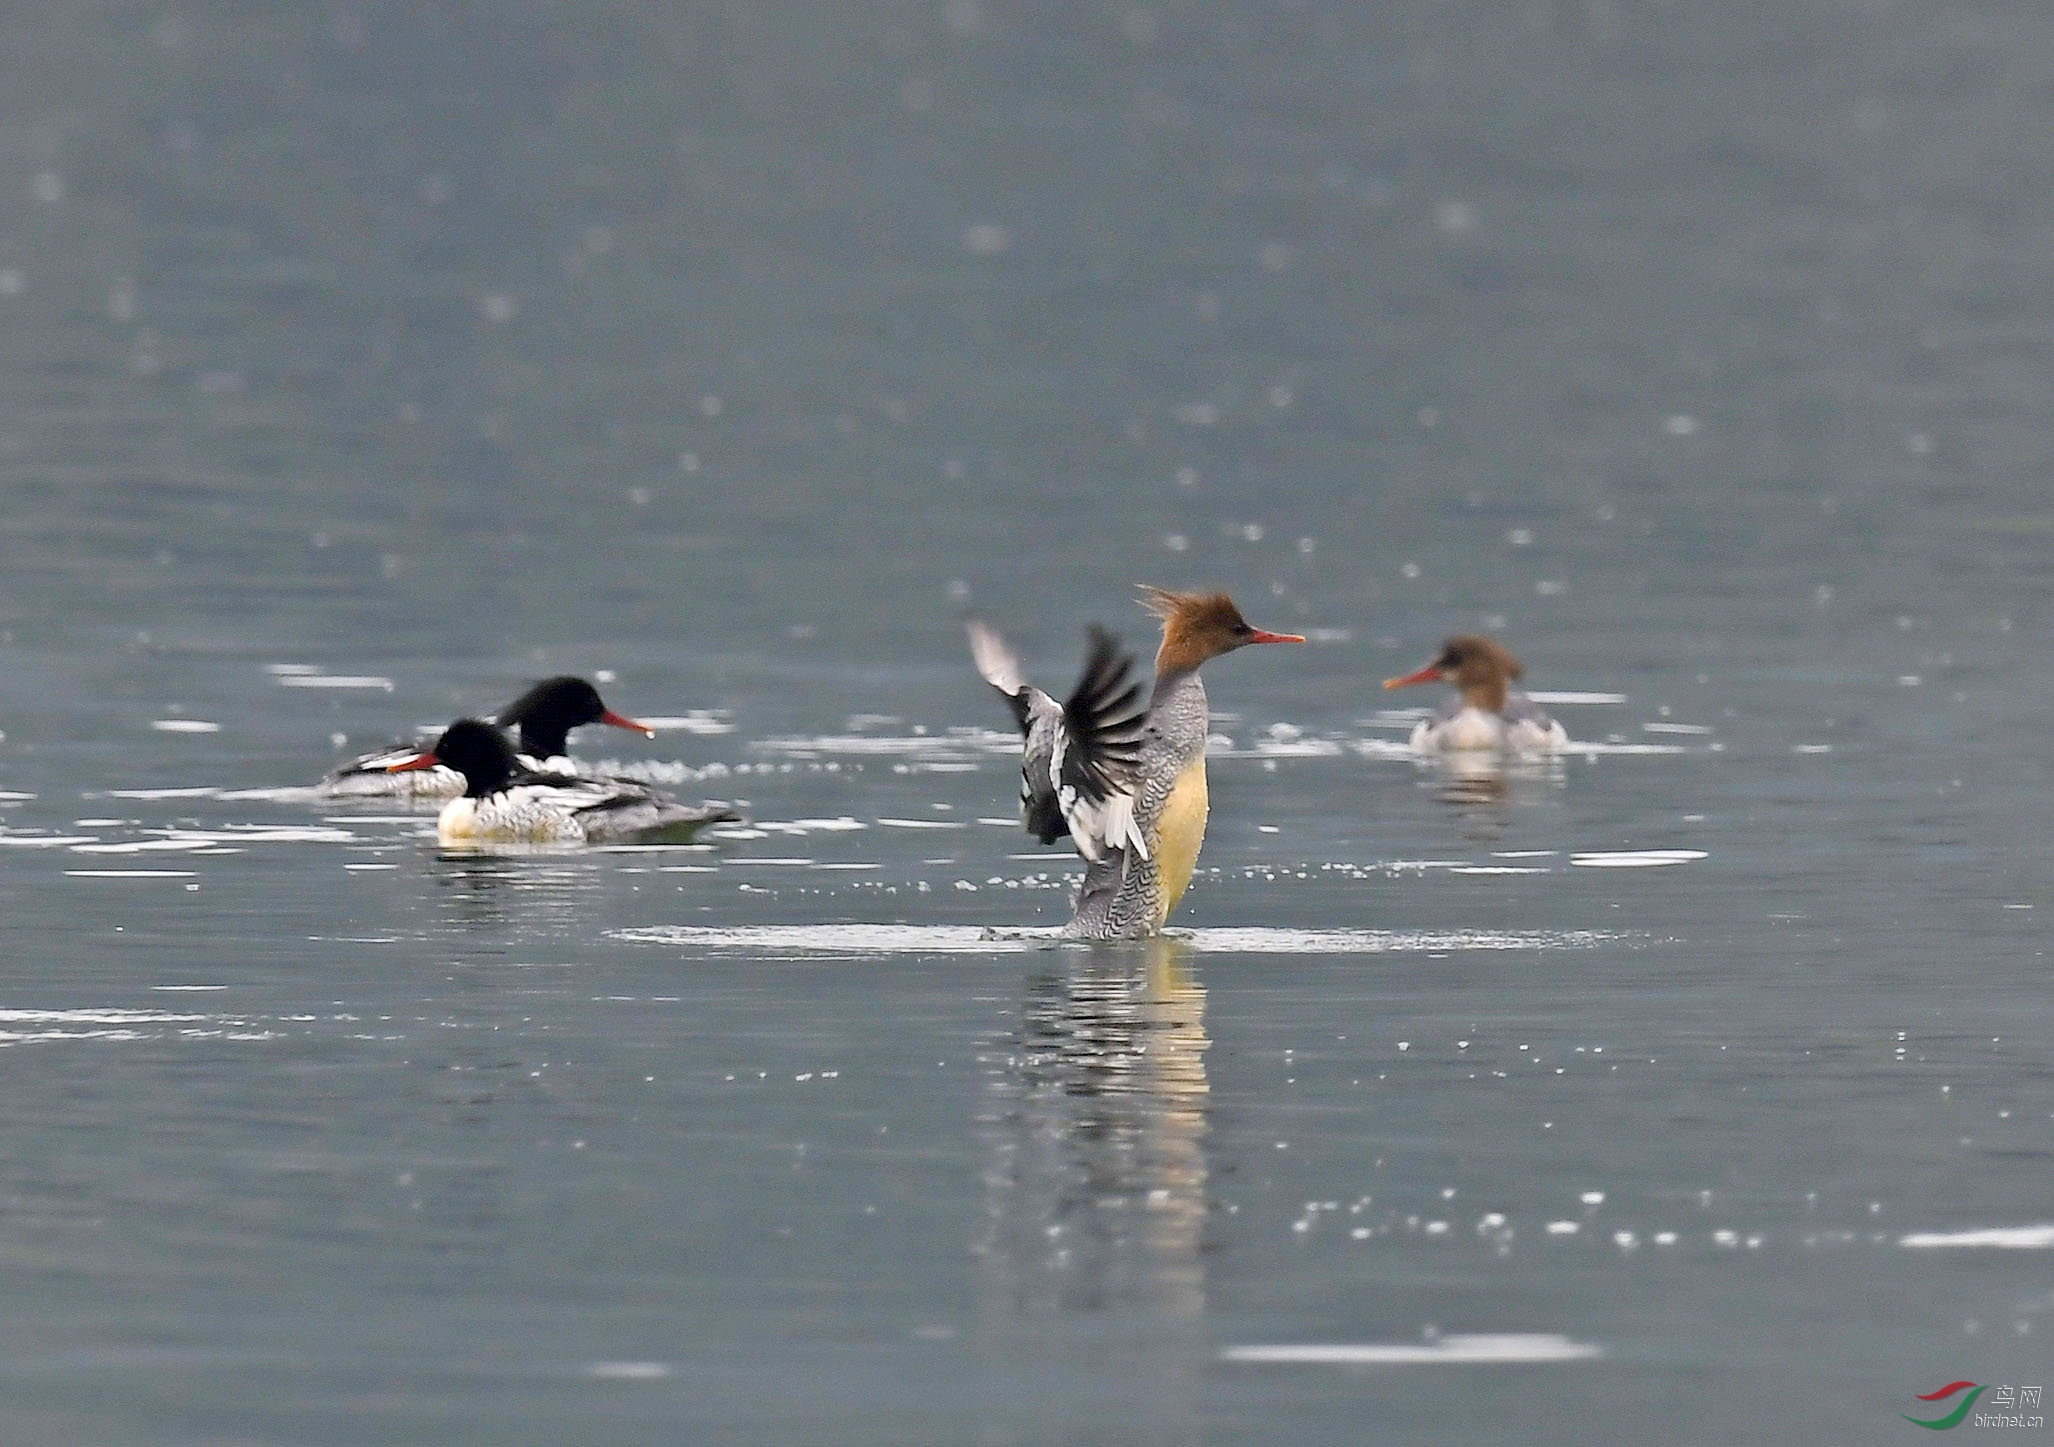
<box><xmin>968</xmin><ymin>619</ymin><xmax>1149</xmax><ymax>862</ymax></box>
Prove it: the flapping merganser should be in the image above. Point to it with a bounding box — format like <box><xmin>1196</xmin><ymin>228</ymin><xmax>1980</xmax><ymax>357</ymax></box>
<box><xmin>1383</xmin><ymin>635</ymin><xmax>1568</xmax><ymax>753</ymax></box>
<box><xmin>971</xmin><ymin>587</ymin><xmax>1303</xmax><ymax>939</ymax></box>
<box><xmin>320</xmin><ymin>675</ymin><xmax>656</xmax><ymax>798</ymax></box>
<box><xmin>387</xmin><ymin>718</ymin><xmax>738</xmax><ymax>844</ymax></box>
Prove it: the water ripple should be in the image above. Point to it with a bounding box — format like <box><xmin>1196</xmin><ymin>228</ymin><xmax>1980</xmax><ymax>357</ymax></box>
<box><xmin>608</xmin><ymin>924</ymin><xmax>1616</xmax><ymax>955</ymax></box>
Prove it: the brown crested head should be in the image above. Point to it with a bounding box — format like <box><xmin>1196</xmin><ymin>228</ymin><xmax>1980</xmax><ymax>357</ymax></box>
<box><xmin>1383</xmin><ymin>634</ymin><xmax>1524</xmax><ymax>711</ymax></box>
<box><xmin>1139</xmin><ymin>586</ymin><xmax>1305</xmax><ymax>675</ymax></box>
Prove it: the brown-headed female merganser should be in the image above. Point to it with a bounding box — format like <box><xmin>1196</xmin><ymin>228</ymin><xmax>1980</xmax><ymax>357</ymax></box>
<box><xmin>321</xmin><ymin>676</ymin><xmax>656</xmax><ymax>798</ymax></box>
<box><xmin>970</xmin><ymin>587</ymin><xmax>1303</xmax><ymax>939</ymax></box>
<box><xmin>1383</xmin><ymin>635</ymin><xmax>1568</xmax><ymax>754</ymax></box>
<box><xmin>386</xmin><ymin>718</ymin><xmax>738</xmax><ymax>844</ymax></box>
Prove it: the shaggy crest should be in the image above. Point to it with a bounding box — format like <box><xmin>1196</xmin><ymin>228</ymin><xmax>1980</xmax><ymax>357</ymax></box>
<box><xmin>1137</xmin><ymin>586</ymin><xmax>1247</xmax><ymax>632</ymax></box>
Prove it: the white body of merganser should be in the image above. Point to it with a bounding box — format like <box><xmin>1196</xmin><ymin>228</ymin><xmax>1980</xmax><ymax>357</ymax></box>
<box><xmin>388</xmin><ymin>719</ymin><xmax>739</xmax><ymax>845</ymax></box>
<box><xmin>320</xmin><ymin>676</ymin><xmax>655</xmax><ymax>799</ymax></box>
<box><xmin>971</xmin><ymin>587</ymin><xmax>1303</xmax><ymax>940</ymax></box>
<box><xmin>1384</xmin><ymin>635</ymin><xmax>1568</xmax><ymax>755</ymax></box>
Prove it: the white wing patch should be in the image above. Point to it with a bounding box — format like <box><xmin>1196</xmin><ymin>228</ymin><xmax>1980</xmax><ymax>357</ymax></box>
<box><xmin>1049</xmin><ymin>721</ymin><xmax>1148</xmax><ymax>863</ymax></box>
<box><xmin>1068</xmin><ymin>786</ymin><xmax>1148</xmax><ymax>863</ymax></box>
<box><xmin>972</xmin><ymin>616</ymin><xmax>1148</xmax><ymax>865</ymax></box>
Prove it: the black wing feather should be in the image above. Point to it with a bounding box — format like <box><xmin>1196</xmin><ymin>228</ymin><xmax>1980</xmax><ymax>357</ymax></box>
<box><xmin>1059</xmin><ymin>626</ymin><xmax>1148</xmax><ymax>808</ymax></box>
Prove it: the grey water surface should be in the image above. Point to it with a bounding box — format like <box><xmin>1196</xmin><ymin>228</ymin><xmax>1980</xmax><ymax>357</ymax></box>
<box><xmin>1</xmin><ymin>1</ymin><xmax>2052</xmax><ymax>1443</ymax></box>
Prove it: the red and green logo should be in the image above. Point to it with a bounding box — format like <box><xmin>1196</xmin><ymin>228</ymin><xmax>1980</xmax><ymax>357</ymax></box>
<box><xmin>1905</xmin><ymin>1382</ymin><xmax>1984</xmax><ymax>1430</ymax></box>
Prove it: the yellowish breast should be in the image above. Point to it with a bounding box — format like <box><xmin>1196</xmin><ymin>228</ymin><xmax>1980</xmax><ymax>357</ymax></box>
<box><xmin>1150</xmin><ymin>758</ymin><xmax>1209</xmax><ymax>929</ymax></box>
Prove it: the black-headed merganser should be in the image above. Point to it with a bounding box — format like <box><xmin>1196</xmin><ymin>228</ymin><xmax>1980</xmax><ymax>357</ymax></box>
<box><xmin>1383</xmin><ymin>635</ymin><xmax>1568</xmax><ymax>753</ymax></box>
<box><xmin>387</xmin><ymin>718</ymin><xmax>738</xmax><ymax>844</ymax></box>
<box><xmin>320</xmin><ymin>676</ymin><xmax>656</xmax><ymax>798</ymax></box>
<box><xmin>970</xmin><ymin>587</ymin><xmax>1303</xmax><ymax>939</ymax></box>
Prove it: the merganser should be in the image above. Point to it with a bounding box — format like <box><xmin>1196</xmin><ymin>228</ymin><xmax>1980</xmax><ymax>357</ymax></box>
<box><xmin>1383</xmin><ymin>635</ymin><xmax>1568</xmax><ymax>753</ymax></box>
<box><xmin>970</xmin><ymin>587</ymin><xmax>1303</xmax><ymax>939</ymax></box>
<box><xmin>320</xmin><ymin>676</ymin><xmax>656</xmax><ymax>798</ymax></box>
<box><xmin>386</xmin><ymin>718</ymin><xmax>739</xmax><ymax>844</ymax></box>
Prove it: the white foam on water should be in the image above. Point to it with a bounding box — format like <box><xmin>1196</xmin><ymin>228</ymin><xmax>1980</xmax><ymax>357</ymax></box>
<box><xmin>613</xmin><ymin>924</ymin><xmax>1049</xmax><ymax>954</ymax></box>
<box><xmin>752</xmin><ymin>730</ymin><xmax>1014</xmax><ymax>757</ymax></box>
<box><xmin>874</xmin><ymin>818</ymin><xmax>965</xmax><ymax>829</ymax></box>
<box><xmin>1562</xmin><ymin>742</ymin><xmax>1692</xmax><ymax>756</ymax></box>
<box><xmin>608</xmin><ymin>924</ymin><xmax>1613</xmax><ymax>956</ymax></box>
<box><xmin>277</xmin><ymin>675</ymin><xmax>394</xmax><ymax>690</ymax></box>
<box><xmin>72</xmin><ymin>840</ymin><xmax>216</xmax><ymax>855</ymax></box>
<box><xmin>0</xmin><ymin>835</ymin><xmax>97</xmax><ymax>848</ymax></box>
<box><xmin>150</xmin><ymin>720</ymin><xmax>221</xmax><ymax>733</ymax></box>
<box><xmin>99</xmin><ymin>787</ymin><xmax>221</xmax><ymax>799</ymax></box>
<box><xmin>754</xmin><ymin>817</ymin><xmax>867</xmax><ymax>834</ymax></box>
<box><xmin>636</xmin><ymin>713</ymin><xmax>732</xmax><ymax>734</ymax></box>
<box><xmin>265</xmin><ymin>663</ymin><xmax>322</xmax><ymax>675</ymax></box>
<box><xmin>1448</xmin><ymin>866</ymin><xmax>1550</xmax><ymax>875</ymax></box>
<box><xmin>1900</xmin><ymin>1226</ymin><xmax>2054</xmax><ymax>1249</ymax></box>
<box><xmin>1220</xmin><ymin>739</ymin><xmax>1346</xmax><ymax>759</ymax></box>
<box><xmin>74</xmin><ymin>827</ymin><xmax>358</xmax><ymax>854</ymax></box>
<box><xmin>1570</xmin><ymin>849</ymin><xmax>1707</xmax><ymax>868</ymax></box>
<box><xmin>192</xmin><ymin>826</ymin><xmax>358</xmax><ymax>843</ymax></box>
<box><xmin>585</xmin><ymin>759</ymin><xmax>739</xmax><ymax>786</ymax></box>
<box><xmin>583</xmin><ymin>1361</ymin><xmax>673</xmax><ymax>1380</ymax></box>
<box><xmin>1350</xmin><ymin>738</ymin><xmax>1421</xmax><ymax>760</ymax></box>
<box><xmin>0</xmin><ymin>1008</ymin><xmax>209</xmax><ymax>1025</ymax></box>
<box><xmin>1192</xmin><ymin>928</ymin><xmax>1609</xmax><ymax>953</ymax></box>
<box><xmin>1221</xmin><ymin>1334</ymin><xmax>1601</xmax><ymax>1366</ymax></box>
<box><xmin>1525</xmin><ymin>691</ymin><xmax>1627</xmax><ymax>705</ymax></box>
<box><xmin>0</xmin><ymin>1004</ymin><xmax>268</xmax><ymax>1047</ymax></box>
<box><xmin>64</xmin><ymin>869</ymin><xmax>198</xmax><ymax>878</ymax></box>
